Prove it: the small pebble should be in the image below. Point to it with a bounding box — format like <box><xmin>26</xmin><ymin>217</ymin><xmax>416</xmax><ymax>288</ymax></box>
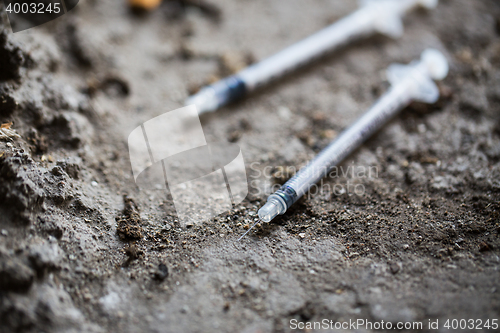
<box><xmin>299</xmin><ymin>233</ymin><xmax>306</xmax><ymax>239</ymax></box>
<box><xmin>320</xmin><ymin>129</ymin><xmax>336</xmax><ymax>139</ymax></box>
<box><xmin>154</xmin><ymin>263</ymin><xmax>169</xmax><ymax>281</ymax></box>
<box><xmin>417</xmin><ymin>123</ymin><xmax>427</xmax><ymax>133</ymax></box>
<box><xmin>83</xmin><ymin>290</ymin><xmax>92</xmax><ymax>301</ymax></box>
<box><xmin>389</xmin><ymin>262</ymin><xmax>400</xmax><ymax>274</ymax></box>
<box><xmin>223</xmin><ymin>302</ymin><xmax>230</xmax><ymax>312</ymax></box>
<box><xmin>1</xmin><ymin>229</ymin><xmax>8</xmax><ymax>236</ymax></box>
<box><xmin>91</xmin><ymin>181</ymin><xmax>98</xmax><ymax>187</ymax></box>
<box><xmin>277</xmin><ymin>106</ymin><xmax>292</xmax><ymax>119</ymax></box>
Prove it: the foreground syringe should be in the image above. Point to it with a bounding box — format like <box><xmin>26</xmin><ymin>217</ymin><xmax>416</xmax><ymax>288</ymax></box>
<box><xmin>238</xmin><ymin>49</ymin><xmax>449</xmax><ymax>241</ymax></box>
<box><xmin>187</xmin><ymin>0</ymin><xmax>438</xmax><ymax>114</ymax></box>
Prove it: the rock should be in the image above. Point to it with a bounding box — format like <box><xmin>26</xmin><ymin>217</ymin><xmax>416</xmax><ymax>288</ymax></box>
<box><xmin>487</xmin><ymin>164</ymin><xmax>500</xmax><ymax>189</ymax></box>
<box><xmin>56</xmin><ymin>158</ymin><xmax>81</xmax><ymax>179</ymax></box>
<box><xmin>479</xmin><ymin>241</ymin><xmax>492</xmax><ymax>252</ymax></box>
<box><xmin>65</xmin><ymin>23</ymin><xmax>97</xmax><ymax>68</ymax></box>
<box><xmin>47</xmin><ymin>112</ymin><xmax>94</xmax><ymax>149</ymax></box>
<box><xmin>35</xmin><ymin>283</ymin><xmax>103</xmax><ymax>332</ymax></box>
<box><xmin>99</xmin><ymin>291</ymin><xmax>122</xmax><ymax>313</ymax></box>
<box><xmin>0</xmin><ymin>87</ymin><xmax>18</xmax><ymax>117</ymax></box>
<box><xmin>0</xmin><ymin>259</ymin><xmax>35</xmax><ymax>292</ymax></box>
<box><xmin>22</xmin><ymin>33</ymin><xmax>62</xmax><ymax>73</ymax></box>
<box><xmin>46</xmin><ymin>166</ymin><xmax>74</xmax><ymax>206</ymax></box>
<box><xmin>460</xmin><ymin>82</ymin><xmax>489</xmax><ymax>114</ymax></box>
<box><xmin>0</xmin><ymin>150</ymin><xmax>46</xmax><ymax>224</ymax></box>
<box><xmin>386</xmin><ymin>164</ymin><xmax>405</xmax><ymax>183</ymax></box>
<box><xmin>154</xmin><ymin>263</ymin><xmax>169</xmax><ymax>281</ymax></box>
<box><xmin>406</xmin><ymin>162</ymin><xmax>425</xmax><ymax>184</ymax></box>
<box><xmin>0</xmin><ymin>31</ymin><xmax>25</xmax><ymax>81</ymax></box>
<box><xmin>37</xmin><ymin>216</ymin><xmax>64</xmax><ymax>239</ymax></box>
<box><xmin>431</xmin><ymin>175</ymin><xmax>461</xmax><ymax>192</ymax></box>
<box><xmin>265</xmin><ymin>273</ymin><xmax>306</xmax><ymax>316</ymax></box>
<box><xmin>28</xmin><ymin>241</ymin><xmax>61</xmax><ymax>273</ymax></box>
<box><xmin>1</xmin><ymin>281</ymin><xmax>102</xmax><ymax>332</ymax></box>
<box><xmin>100</xmin><ymin>76</ymin><xmax>130</xmax><ymax>98</ymax></box>
<box><xmin>389</xmin><ymin>262</ymin><xmax>400</xmax><ymax>274</ymax></box>
<box><xmin>123</xmin><ymin>243</ymin><xmax>143</xmax><ymax>266</ymax></box>
<box><xmin>227</xmin><ymin>129</ymin><xmax>241</xmax><ymax>143</ymax></box>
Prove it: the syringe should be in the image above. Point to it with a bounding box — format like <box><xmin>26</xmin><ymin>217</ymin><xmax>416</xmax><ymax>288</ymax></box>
<box><xmin>186</xmin><ymin>0</ymin><xmax>438</xmax><ymax>114</ymax></box>
<box><xmin>238</xmin><ymin>49</ymin><xmax>449</xmax><ymax>241</ymax></box>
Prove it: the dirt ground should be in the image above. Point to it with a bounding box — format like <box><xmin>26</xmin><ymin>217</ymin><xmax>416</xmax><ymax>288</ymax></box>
<box><xmin>0</xmin><ymin>0</ymin><xmax>499</xmax><ymax>332</ymax></box>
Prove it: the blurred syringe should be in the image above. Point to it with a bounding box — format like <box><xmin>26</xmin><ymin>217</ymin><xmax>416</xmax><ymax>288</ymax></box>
<box><xmin>186</xmin><ymin>0</ymin><xmax>438</xmax><ymax>114</ymax></box>
<box><xmin>238</xmin><ymin>49</ymin><xmax>449</xmax><ymax>241</ymax></box>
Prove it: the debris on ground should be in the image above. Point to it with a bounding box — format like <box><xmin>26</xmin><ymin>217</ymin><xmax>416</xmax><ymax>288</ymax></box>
<box><xmin>0</xmin><ymin>122</ymin><xmax>20</xmax><ymax>140</ymax></box>
<box><xmin>153</xmin><ymin>263</ymin><xmax>169</xmax><ymax>281</ymax></box>
<box><xmin>116</xmin><ymin>196</ymin><xmax>143</xmax><ymax>241</ymax></box>
<box><xmin>129</xmin><ymin>0</ymin><xmax>162</xmax><ymax>11</ymax></box>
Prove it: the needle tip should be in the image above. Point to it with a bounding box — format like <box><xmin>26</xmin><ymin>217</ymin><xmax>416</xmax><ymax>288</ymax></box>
<box><xmin>237</xmin><ymin>219</ymin><xmax>261</xmax><ymax>242</ymax></box>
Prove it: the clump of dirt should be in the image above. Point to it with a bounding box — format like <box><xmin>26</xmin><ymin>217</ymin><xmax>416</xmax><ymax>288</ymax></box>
<box><xmin>0</xmin><ymin>30</ymin><xmax>25</xmax><ymax>81</ymax></box>
<box><xmin>116</xmin><ymin>196</ymin><xmax>143</xmax><ymax>241</ymax></box>
<box><xmin>163</xmin><ymin>0</ymin><xmax>221</xmax><ymax>22</ymax></box>
<box><xmin>153</xmin><ymin>263</ymin><xmax>169</xmax><ymax>281</ymax></box>
<box><xmin>0</xmin><ymin>149</ymin><xmax>46</xmax><ymax>224</ymax></box>
<box><xmin>0</xmin><ymin>258</ymin><xmax>35</xmax><ymax>292</ymax></box>
<box><xmin>0</xmin><ymin>88</ymin><xmax>17</xmax><ymax>117</ymax></box>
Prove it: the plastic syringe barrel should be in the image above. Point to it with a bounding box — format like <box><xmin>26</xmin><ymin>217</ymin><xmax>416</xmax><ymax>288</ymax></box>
<box><xmin>258</xmin><ymin>49</ymin><xmax>448</xmax><ymax>223</ymax></box>
<box><xmin>258</xmin><ymin>81</ymin><xmax>413</xmax><ymax>223</ymax></box>
<box><xmin>187</xmin><ymin>0</ymin><xmax>437</xmax><ymax>114</ymax></box>
<box><xmin>238</xmin><ymin>8</ymin><xmax>374</xmax><ymax>91</ymax></box>
<box><xmin>239</xmin><ymin>0</ymin><xmax>428</xmax><ymax>91</ymax></box>
<box><xmin>288</xmin><ymin>80</ymin><xmax>412</xmax><ymax>196</ymax></box>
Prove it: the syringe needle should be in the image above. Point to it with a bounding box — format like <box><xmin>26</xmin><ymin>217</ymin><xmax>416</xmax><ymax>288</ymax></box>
<box><xmin>186</xmin><ymin>0</ymin><xmax>439</xmax><ymax>114</ymax></box>
<box><xmin>237</xmin><ymin>219</ymin><xmax>261</xmax><ymax>241</ymax></box>
<box><xmin>255</xmin><ymin>49</ymin><xmax>449</xmax><ymax>226</ymax></box>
